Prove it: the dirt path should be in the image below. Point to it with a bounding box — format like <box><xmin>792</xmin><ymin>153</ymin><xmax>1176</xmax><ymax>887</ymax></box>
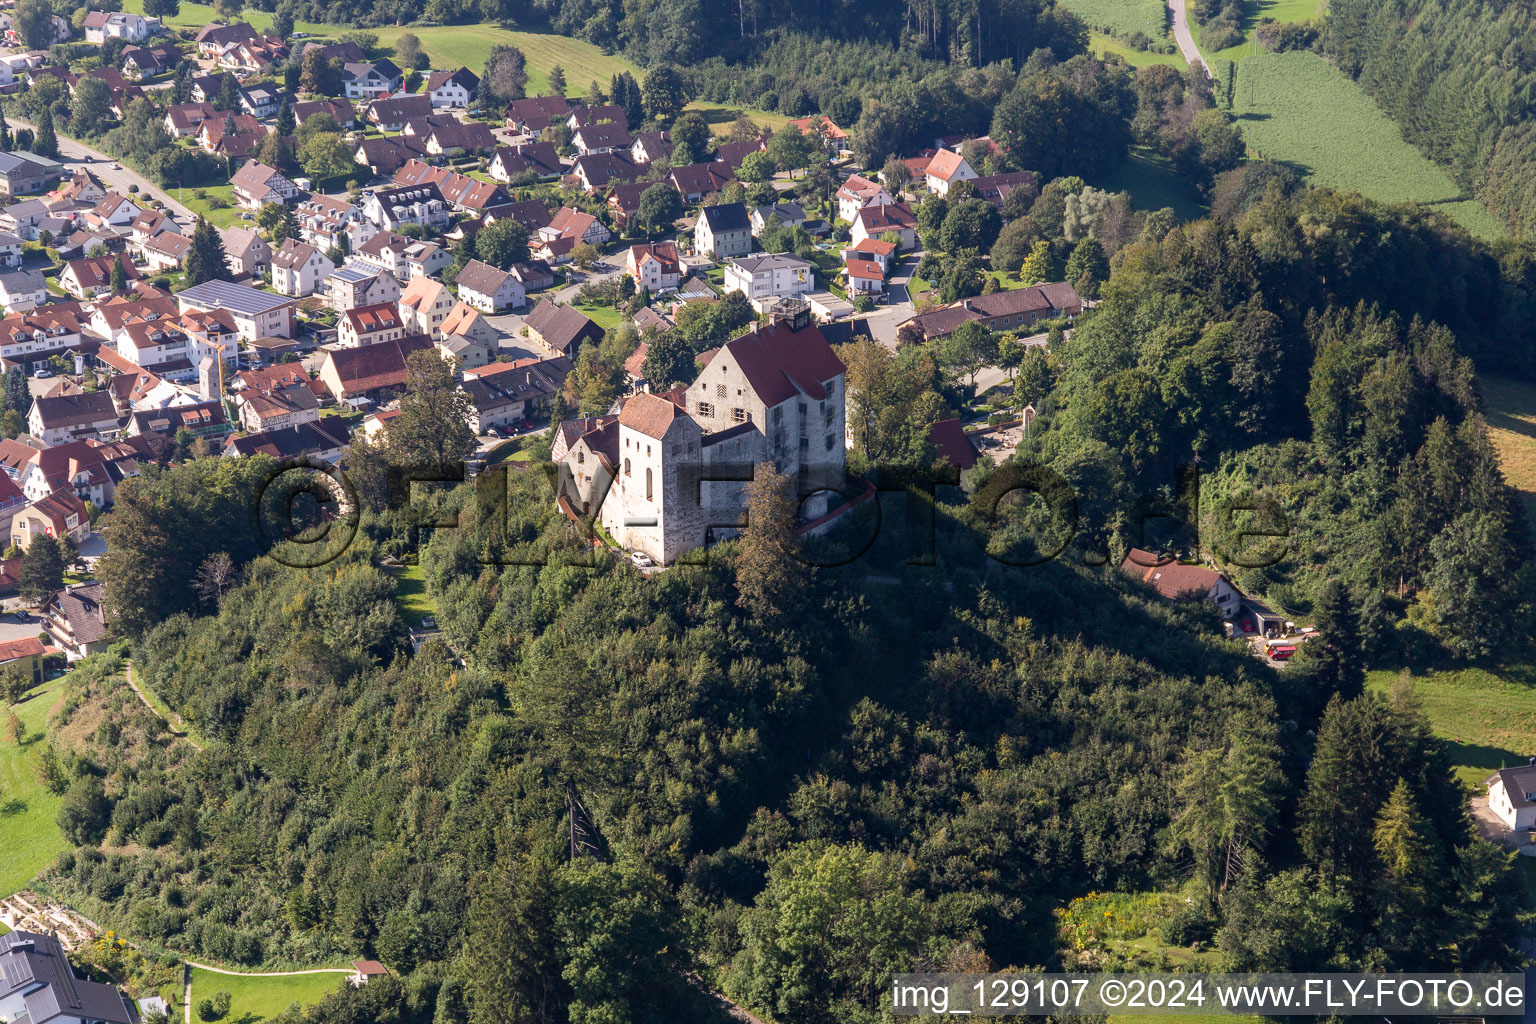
<box><xmin>1169</xmin><ymin>0</ymin><xmax>1212</xmax><ymax>76</ymax></box>
<box><xmin>124</xmin><ymin>661</ymin><xmax>203</xmax><ymax>752</ymax></box>
<box><xmin>184</xmin><ymin>961</ymin><xmax>354</xmax><ymax>977</ymax></box>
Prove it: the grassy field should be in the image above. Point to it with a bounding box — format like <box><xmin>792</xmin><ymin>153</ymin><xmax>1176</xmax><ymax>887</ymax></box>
<box><xmin>390</xmin><ymin>562</ymin><xmax>434</xmax><ymax>629</ymax></box>
<box><xmin>1229</xmin><ymin>52</ymin><xmax>1504</xmax><ymax>238</ymax></box>
<box><xmin>188</xmin><ymin>967</ymin><xmax>349</xmax><ymax>1022</ymax></box>
<box><xmin>1480</xmin><ymin>374</ymin><xmax>1536</xmax><ymax>526</ymax></box>
<box><xmin>1090</xmin><ymin>32</ymin><xmax>1187</xmax><ymax>69</ymax></box>
<box><xmin>177</xmin><ymin>184</ymin><xmax>247</xmax><ymax>230</ymax></box>
<box><xmin>574</xmin><ymin>301</ymin><xmax>623</xmax><ymax>331</ymax></box>
<box><xmin>1195</xmin><ymin>0</ymin><xmax>1324</xmax><ymax>61</ymax></box>
<box><xmin>0</xmin><ymin>679</ymin><xmax>70</xmax><ymax>898</ymax></box>
<box><xmin>1096</xmin><ymin>146</ymin><xmax>1208</xmax><ymax>220</ymax></box>
<box><xmin>1059</xmin><ymin>0</ymin><xmax>1169</xmax><ymax>40</ymax></box>
<box><xmin>1366</xmin><ymin>665</ymin><xmax>1536</xmax><ymax>791</ymax></box>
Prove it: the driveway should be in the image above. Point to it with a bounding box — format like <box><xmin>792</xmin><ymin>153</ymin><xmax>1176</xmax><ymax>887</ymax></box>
<box><xmin>1169</xmin><ymin>0</ymin><xmax>1211</xmax><ymax>77</ymax></box>
<box><xmin>4</xmin><ymin>117</ymin><xmax>197</xmax><ymax>225</ymax></box>
<box><xmin>864</xmin><ymin>251</ymin><xmax>920</xmax><ymax>349</ymax></box>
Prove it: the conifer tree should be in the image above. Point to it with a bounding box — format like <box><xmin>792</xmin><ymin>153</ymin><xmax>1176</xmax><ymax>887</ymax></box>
<box><xmin>33</xmin><ymin>107</ymin><xmax>57</xmax><ymax>160</ymax></box>
<box><xmin>184</xmin><ymin>217</ymin><xmax>230</xmax><ymax>286</ymax></box>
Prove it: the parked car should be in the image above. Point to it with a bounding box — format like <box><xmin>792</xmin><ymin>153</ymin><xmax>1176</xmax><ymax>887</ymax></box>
<box><xmin>33</xmin><ymin>368</ymin><xmax>53</xmax><ymax>378</ymax></box>
<box><xmin>630</xmin><ymin>551</ymin><xmax>655</xmax><ymax>568</ymax></box>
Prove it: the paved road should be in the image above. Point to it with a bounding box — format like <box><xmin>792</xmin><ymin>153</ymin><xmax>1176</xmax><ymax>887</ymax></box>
<box><xmin>3</xmin><ymin>117</ymin><xmax>197</xmax><ymax>225</ymax></box>
<box><xmin>863</xmin><ymin>251</ymin><xmax>920</xmax><ymax>348</ymax></box>
<box><xmin>1169</xmin><ymin>0</ymin><xmax>1211</xmax><ymax>76</ymax></box>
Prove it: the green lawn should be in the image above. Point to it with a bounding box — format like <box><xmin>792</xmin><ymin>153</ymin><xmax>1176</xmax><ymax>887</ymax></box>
<box><xmin>178</xmin><ymin>184</ymin><xmax>247</xmax><ymax>231</ymax></box>
<box><xmin>1229</xmin><ymin>51</ymin><xmax>1505</xmax><ymax>238</ymax></box>
<box><xmin>1059</xmin><ymin>0</ymin><xmax>1169</xmax><ymax>40</ymax></box>
<box><xmin>1090</xmin><ymin>32</ymin><xmax>1186</xmax><ymax>69</ymax></box>
<box><xmin>483</xmin><ymin>438</ymin><xmax>535</xmax><ymax>466</ymax></box>
<box><xmin>574</xmin><ymin>301</ymin><xmax>623</xmax><ymax>332</ymax></box>
<box><xmin>390</xmin><ymin>562</ymin><xmax>434</xmax><ymax>629</ymax></box>
<box><xmin>1366</xmin><ymin>665</ymin><xmax>1536</xmax><ymax>791</ymax></box>
<box><xmin>188</xmin><ymin>967</ymin><xmax>349</xmax><ymax>1022</ymax></box>
<box><xmin>1194</xmin><ymin>0</ymin><xmax>1324</xmax><ymax>61</ymax></box>
<box><xmin>0</xmin><ymin>678</ymin><xmax>70</xmax><ymax>897</ymax></box>
<box><xmin>1095</xmin><ymin>146</ymin><xmax>1208</xmax><ymax>220</ymax></box>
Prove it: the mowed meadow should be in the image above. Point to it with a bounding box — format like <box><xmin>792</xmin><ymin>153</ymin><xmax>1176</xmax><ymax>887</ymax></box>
<box><xmin>1229</xmin><ymin>51</ymin><xmax>1507</xmax><ymax>238</ymax></box>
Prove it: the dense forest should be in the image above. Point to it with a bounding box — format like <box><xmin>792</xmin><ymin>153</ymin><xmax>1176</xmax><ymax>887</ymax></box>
<box><xmin>1325</xmin><ymin>0</ymin><xmax>1536</xmax><ymax>238</ymax></box>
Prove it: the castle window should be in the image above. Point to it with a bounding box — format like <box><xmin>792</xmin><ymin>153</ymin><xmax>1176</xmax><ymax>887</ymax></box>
<box><xmin>716</xmin><ymin>383</ymin><xmax>726</xmax><ymax>398</ymax></box>
<box><xmin>645</xmin><ymin>467</ymin><xmax>653</xmax><ymax>501</ymax></box>
<box><xmin>825</xmin><ymin>434</ymin><xmax>834</xmax><ymax>451</ymax></box>
<box><xmin>624</xmin><ymin>458</ymin><xmax>631</xmax><ymax>476</ymax></box>
<box><xmin>577</xmin><ymin>451</ymin><xmax>585</xmax><ymax>464</ymax></box>
<box><xmin>697</xmin><ymin>401</ymin><xmax>714</xmax><ymax>417</ymax></box>
<box><xmin>732</xmin><ymin>408</ymin><xmax>748</xmax><ymax>424</ymax></box>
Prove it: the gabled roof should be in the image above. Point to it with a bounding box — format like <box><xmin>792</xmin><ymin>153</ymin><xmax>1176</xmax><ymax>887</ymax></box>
<box><xmin>225</xmin><ymin>418</ymin><xmax>347</xmax><ymax>458</ymax></box>
<box><xmin>344</xmin><ymin>301</ymin><xmax>402</xmax><ymax>335</ymax></box>
<box><xmin>524</xmin><ymin>299</ymin><xmax>601</xmax><ymax>354</ymax></box>
<box><xmin>454</xmin><ymin>259</ymin><xmax>514</xmax><ymax>296</ymax></box>
<box><xmin>619</xmin><ymin>390</ymin><xmax>686</xmax><ymax>439</ymax></box>
<box><xmin>669</xmin><ymin>161</ymin><xmax>732</xmax><ymax>196</ymax></box>
<box><xmin>426</xmin><ymin>66</ymin><xmax>479</xmax><ymax>93</ymax></box>
<box><xmin>31</xmin><ymin>390</ymin><xmax>118</xmax><ymax>428</ymax></box>
<box><xmin>719</xmin><ymin>320</ymin><xmax>845</xmax><ymax>408</ymax></box>
<box><xmin>927</xmin><ymin>418</ymin><xmax>977</xmax><ymax>470</ymax></box>
<box><xmin>1119</xmin><ymin>548</ymin><xmax>1222</xmax><ymax>599</ymax></box>
<box><xmin>699</xmin><ymin>202</ymin><xmax>749</xmax><ymax>233</ymax></box>
<box><xmin>856</xmin><ymin>202</ymin><xmax>916</xmax><ymax>232</ymax></box>
<box><xmin>925</xmin><ymin>148</ymin><xmax>969</xmax><ymax>182</ymax></box>
<box><xmin>491</xmin><ymin>142</ymin><xmax>562</xmax><ymax>178</ymax></box>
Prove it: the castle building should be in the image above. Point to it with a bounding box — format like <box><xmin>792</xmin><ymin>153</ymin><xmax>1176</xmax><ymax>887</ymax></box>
<box><xmin>556</xmin><ymin>306</ymin><xmax>846</xmax><ymax>566</ymax></box>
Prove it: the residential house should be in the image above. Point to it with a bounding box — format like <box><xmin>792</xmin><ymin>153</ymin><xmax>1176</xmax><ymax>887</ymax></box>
<box><xmin>439</xmin><ymin>300</ymin><xmax>495</xmax><ymax>348</ymax></box>
<box><xmin>524</xmin><ymin>300</ymin><xmax>602</xmax><ymax>357</ymax></box>
<box><xmin>489</xmin><ymin>143</ymin><xmax>563</xmax><ymax>182</ymax></box>
<box><xmin>42</xmin><ymin>582</ymin><xmax>113</xmax><ymax>659</ymax></box>
<box><xmin>454</xmin><ymin>260</ymin><xmax>525</xmax><ymax>314</ymax></box>
<box><xmin>629</xmin><ymin>131</ymin><xmax>673</xmax><ymax>166</ymax></box>
<box><xmin>129</xmin><ymin>208</ymin><xmax>178</xmax><ymax>247</ymax></box>
<box><xmin>220</xmin><ymin>226</ymin><xmax>272</xmax><ymax>278</ymax></box>
<box><xmin>188</xmin><ymin>71</ymin><xmax>236</xmax><ymax>103</ymax></box>
<box><xmin>235</xmin><ymin>381</ymin><xmax>319</xmax><ymax>433</ymax></box>
<box><xmin>139</xmin><ymin>231</ymin><xmax>192</xmax><ymax>272</ymax></box>
<box><xmin>126</xmin><ymin>401</ymin><xmax>230</xmax><ymax>444</ymax></box>
<box><xmin>572</xmin><ymin>120</ymin><xmax>632</xmax><ymax>157</ymax></box>
<box><xmin>362</xmin><ymin>183</ymin><xmax>450</xmax><ymax>233</ymax></box>
<box><xmin>82</xmin><ymin>10</ymin><xmax>158</xmax><ymax>44</ymax></box>
<box><xmin>393</xmin><ymin>161</ymin><xmax>509</xmax><ymax>216</ymax></box>
<box><xmin>0</xmin><ymin>152</ymin><xmax>64</xmax><ymax>197</ymax></box>
<box><xmin>163</xmin><ymin>100</ymin><xmax>218</xmax><ymax>138</ymax></box>
<box><xmin>1485</xmin><ymin>765</ymin><xmax>1536</xmax><ymax>832</ymax></box>
<box><xmin>567</xmin><ymin>104</ymin><xmax>626</xmax><ymax>131</ymax></box>
<box><xmin>843</xmin><ymin>257</ymin><xmax>884</xmax><ymax>295</ymax></box>
<box><xmin>58</xmin><ymin>252</ymin><xmax>138</xmax><ymax>299</ymax></box>
<box><xmin>270</xmin><ymin>239</ymin><xmax>333</xmax><ymax>298</ymax></box>
<box><xmin>750</xmin><ymin>202</ymin><xmax>805</xmax><ymax>237</ymax></box>
<box><xmin>784</xmin><ymin>116</ymin><xmax>848</xmax><ymax>153</ymax></box>
<box><xmin>570</xmin><ymin>152</ymin><xmax>642</xmax><ymax>192</ymax></box>
<box><xmin>541</xmin><ymin>206</ymin><xmax>610</xmax><ymax>247</ymax></box>
<box><xmin>338</xmin><ymin>301</ymin><xmax>405</xmax><ymax>349</ymax></box>
<box><xmin>605</xmin><ymin>182</ymin><xmax>651</xmax><ymax>230</ymax></box>
<box><xmin>849</xmin><ymin>202</ymin><xmax>917</xmax><ymax>249</ymax></box>
<box><xmin>668</xmin><ymin>161</ymin><xmax>733</xmax><ymax>202</ymax></box>
<box><xmin>1119</xmin><ymin>547</ymin><xmax>1243</xmax><ymax>620</ymax></box>
<box><xmin>353</xmin><ymin>135</ymin><xmax>429</xmax><ymax>177</ymax></box>
<box><xmin>0</xmin><ymin>636</ymin><xmax>44</xmax><ymax>686</ymax></box>
<box><xmin>504</xmin><ymin>95</ymin><xmax>571</xmax><ymax>135</ymax></box>
<box><xmin>715</xmin><ymin>137</ymin><xmax>768</xmax><ymax>169</ymax></box>
<box><xmin>343</xmin><ymin>58</ymin><xmax>403</xmax><ymax>100</ymax></box>
<box><xmin>177</xmin><ymin>280</ymin><xmax>294</xmax><ymax>341</ymax></box>
<box><xmin>295</xmin><ymin>96</ymin><xmax>356</xmax><ymax>129</ymax></box>
<box><xmin>969</xmin><ymin>170</ymin><xmax>1035</xmax><ymax>208</ymax></box>
<box><xmin>624</xmin><ymin>241</ymin><xmax>682</xmax><ymax>293</ymax></box>
<box><xmin>296</xmin><ymin>193</ymin><xmax>374</xmax><ymax>254</ymax></box>
<box><xmin>398</xmin><ymin>275</ymin><xmax>454</xmax><ymax>337</ymax></box>
<box><xmin>367</xmin><ymin>94</ymin><xmax>433</xmax><ymax>131</ymax></box>
<box><xmin>238</xmin><ymin>82</ymin><xmax>285</xmax><ymax>119</ymax></box>
<box><xmin>194</xmin><ymin>21</ymin><xmax>258</xmax><ymax>57</ymax></box>
<box><xmin>27</xmin><ymin>391</ymin><xmax>120</xmax><ymax>444</ymax></box>
<box><xmin>195</xmin><ymin>113</ymin><xmax>264</xmax><ymax>155</ymax></box>
<box><xmin>354</xmin><ymin>230</ymin><xmax>416</xmax><ymax>281</ymax></box>
<box><xmin>897</xmin><ymin>282</ymin><xmax>1083</xmax><ymax>342</ymax></box>
<box><xmin>923</xmin><ymin>148</ymin><xmax>977</xmax><ymax>195</ymax></box>
<box><xmin>0</xmin><ymin>308</ymin><xmax>85</xmax><ymax>363</ymax></box>
<box><xmin>324</xmin><ymin>259</ymin><xmax>400</xmax><ymax>312</ymax></box>
<box><xmin>459</xmin><ymin>356</ymin><xmax>572</xmax><ymax>433</ymax></box>
<box><xmin>509</xmin><ymin>260</ymin><xmax>556</xmax><ymax>293</ymax></box>
<box><xmin>426</xmin><ymin>66</ymin><xmax>479</xmax><ymax>108</ymax></box>
<box><xmin>0</xmin><ymin>270</ymin><xmax>46</xmax><ymax>312</ymax></box>
<box><xmin>224</xmin><ymin>419</ymin><xmax>348</xmax><ymax>462</ymax></box>
<box><xmin>424</xmin><ymin>120</ymin><xmax>497</xmax><ymax>158</ymax></box>
<box><xmin>723</xmin><ymin>253</ymin><xmax>815</xmax><ymax>312</ymax></box>
<box><xmin>120</xmin><ymin>42</ymin><xmax>179</xmax><ymax>80</ymax></box>
<box><xmin>836</xmin><ymin>173</ymin><xmax>897</xmax><ymax>223</ymax></box>
<box><xmin>230</xmin><ymin>160</ymin><xmax>299</xmax><ymax>211</ymax></box>
<box><xmin>489</xmin><ymin>200</ymin><xmax>553</xmax><ymax>235</ymax></box>
<box><xmin>844</xmin><ymin>237</ymin><xmax>897</xmax><ymax>275</ymax></box>
<box><xmin>694</xmin><ymin>203</ymin><xmax>752</xmax><ymax>260</ymax></box>
<box><xmin>317</xmin><ymin>335</ymin><xmax>433</xmax><ymax>404</ymax></box>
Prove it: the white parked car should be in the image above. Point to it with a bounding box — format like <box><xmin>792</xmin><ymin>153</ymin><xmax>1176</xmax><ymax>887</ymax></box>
<box><xmin>630</xmin><ymin>551</ymin><xmax>655</xmax><ymax>568</ymax></box>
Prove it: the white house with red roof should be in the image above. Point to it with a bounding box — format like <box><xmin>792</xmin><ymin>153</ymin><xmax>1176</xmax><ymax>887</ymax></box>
<box><xmin>624</xmin><ymin>241</ymin><xmax>681</xmax><ymax>292</ymax></box>
<box><xmin>923</xmin><ymin>148</ymin><xmax>977</xmax><ymax>195</ymax></box>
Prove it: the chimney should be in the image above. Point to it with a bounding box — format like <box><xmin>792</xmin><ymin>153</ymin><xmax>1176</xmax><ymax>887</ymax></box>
<box><xmin>962</xmin><ymin>299</ymin><xmax>974</xmax><ymax>311</ymax></box>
